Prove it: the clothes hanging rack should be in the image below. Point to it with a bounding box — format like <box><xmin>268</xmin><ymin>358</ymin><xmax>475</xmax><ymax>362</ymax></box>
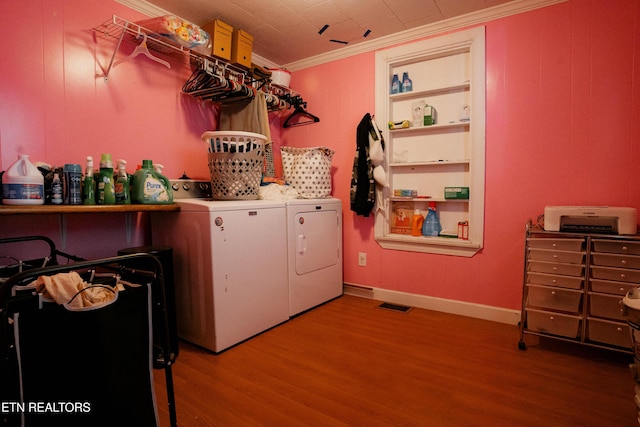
<box><xmin>282</xmin><ymin>95</ymin><xmax>320</xmax><ymax>128</ymax></box>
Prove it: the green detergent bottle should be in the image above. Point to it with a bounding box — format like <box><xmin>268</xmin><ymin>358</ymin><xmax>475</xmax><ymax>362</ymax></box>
<box><xmin>114</xmin><ymin>159</ymin><xmax>131</xmax><ymax>205</ymax></box>
<box><xmin>132</xmin><ymin>159</ymin><xmax>173</xmax><ymax>204</ymax></box>
<box><xmin>82</xmin><ymin>156</ymin><xmax>96</xmax><ymax>205</ymax></box>
<box><xmin>97</xmin><ymin>153</ymin><xmax>115</xmax><ymax>205</ymax></box>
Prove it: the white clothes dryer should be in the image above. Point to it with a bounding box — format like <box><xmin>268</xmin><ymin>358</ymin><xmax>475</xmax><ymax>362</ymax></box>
<box><xmin>286</xmin><ymin>198</ymin><xmax>343</xmax><ymax>316</ymax></box>
<box><xmin>152</xmin><ymin>198</ymin><xmax>289</xmax><ymax>353</ymax></box>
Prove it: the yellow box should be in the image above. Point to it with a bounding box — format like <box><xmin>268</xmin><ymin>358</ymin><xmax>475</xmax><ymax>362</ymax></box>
<box><xmin>202</xmin><ymin>19</ymin><xmax>233</xmax><ymax>60</ymax></box>
<box><xmin>231</xmin><ymin>29</ymin><xmax>253</xmax><ymax>69</ymax></box>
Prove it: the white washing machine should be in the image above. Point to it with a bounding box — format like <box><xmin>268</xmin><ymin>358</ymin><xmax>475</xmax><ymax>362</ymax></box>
<box><xmin>152</xmin><ymin>198</ymin><xmax>289</xmax><ymax>353</ymax></box>
<box><xmin>286</xmin><ymin>198</ymin><xmax>343</xmax><ymax>316</ymax></box>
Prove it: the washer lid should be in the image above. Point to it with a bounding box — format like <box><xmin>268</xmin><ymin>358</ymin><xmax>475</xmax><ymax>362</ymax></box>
<box><xmin>176</xmin><ymin>198</ymin><xmax>285</xmax><ymax>211</ymax></box>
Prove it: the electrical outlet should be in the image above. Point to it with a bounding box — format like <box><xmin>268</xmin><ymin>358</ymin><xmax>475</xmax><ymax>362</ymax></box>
<box><xmin>358</xmin><ymin>252</ymin><xmax>367</xmax><ymax>266</ymax></box>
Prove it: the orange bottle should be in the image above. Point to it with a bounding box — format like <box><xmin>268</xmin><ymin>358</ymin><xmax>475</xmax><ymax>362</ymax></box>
<box><xmin>411</xmin><ymin>209</ymin><xmax>424</xmax><ymax>236</ymax></box>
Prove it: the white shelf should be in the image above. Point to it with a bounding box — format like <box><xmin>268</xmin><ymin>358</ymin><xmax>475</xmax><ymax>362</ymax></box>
<box><xmin>389</xmin><ymin>197</ymin><xmax>468</xmax><ymax>203</ymax></box>
<box><xmin>389</xmin><ymin>82</ymin><xmax>470</xmax><ymax>101</ymax></box>
<box><xmin>374</xmin><ymin>27</ymin><xmax>485</xmax><ymax>256</ymax></box>
<box><xmin>389</xmin><ymin>121</ymin><xmax>470</xmax><ymax>133</ymax></box>
<box><xmin>389</xmin><ymin>160</ymin><xmax>470</xmax><ymax>168</ymax></box>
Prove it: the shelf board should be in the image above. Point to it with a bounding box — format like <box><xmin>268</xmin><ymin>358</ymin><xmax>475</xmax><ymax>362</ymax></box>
<box><xmin>389</xmin><ymin>121</ymin><xmax>470</xmax><ymax>133</ymax></box>
<box><xmin>389</xmin><ymin>197</ymin><xmax>468</xmax><ymax>203</ymax></box>
<box><xmin>389</xmin><ymin>160</ymin><xmax>470</xmax><ymax>168</ymax></box>
<box><xmin>376</xmin><ymin>234</ymin><xmax>480</xmax><ymax>257</ymax></box>
<box><xmin>0</xmin><ymin>204</ymin><xmax>180</xmax><ymax>215</ymax></box>
<box><xmin>389</xmin><ymin>82</ymin><xmax>470</xmax><ymax>101</ymax></box>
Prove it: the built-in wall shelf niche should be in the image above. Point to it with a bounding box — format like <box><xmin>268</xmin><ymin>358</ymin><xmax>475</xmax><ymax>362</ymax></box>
<box><xmin>374</xmin><ymin>27</ymin><xmax>486</xmax><ymax>257</ymax></box>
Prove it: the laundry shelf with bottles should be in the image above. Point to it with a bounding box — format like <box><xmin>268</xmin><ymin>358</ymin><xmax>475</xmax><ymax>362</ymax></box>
<box><xmin>0</xmin><ymin>204</ymin><xmax>179</xmax><ymax>215</ymax></box>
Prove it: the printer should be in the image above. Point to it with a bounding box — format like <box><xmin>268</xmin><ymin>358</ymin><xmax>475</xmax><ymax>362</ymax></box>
<box><xmin>544</xmin><ymin>206</ymin><xmax>638</xmax><ymax>235</ymax></box>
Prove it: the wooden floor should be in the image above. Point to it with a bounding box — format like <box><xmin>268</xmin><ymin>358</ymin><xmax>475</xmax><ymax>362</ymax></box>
<box><xmin>154</xmin><ymin>295</ymin><xmax>638</xmax><ymax>426</ymax></box>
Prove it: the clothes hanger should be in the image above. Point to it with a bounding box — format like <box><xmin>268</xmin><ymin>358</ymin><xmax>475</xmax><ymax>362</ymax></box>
<box><xmin>114</xmin><ymin>32</ymin><xmax>171</xmax><ymax>69</ymax></box>
<box><xmin>282</xmin><ymin>103</ymin><xmax>320</xmax><ymax>128</ymax></box>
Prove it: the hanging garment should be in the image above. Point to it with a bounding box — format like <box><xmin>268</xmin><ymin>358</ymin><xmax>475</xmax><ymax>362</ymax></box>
<box><xmin>219</xmin><ymin>91</ymin><xmax>272</xmax><ymax>144</ymax></box>
<box><xmin>350</xmin><ymin>113</ymin><xmax>377</xmax><ymax>216</ymax></box>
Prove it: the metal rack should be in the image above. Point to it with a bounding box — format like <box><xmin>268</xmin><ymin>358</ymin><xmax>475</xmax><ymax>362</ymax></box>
<box><xmin>93</xmin><ymin>15</ymin><xmax>314</xmax><ymax>116</ymax></box>
<box><xmin>519</xmin><ymin>220</ymin><xmax>639</xmax><ymax>354</ymax></box>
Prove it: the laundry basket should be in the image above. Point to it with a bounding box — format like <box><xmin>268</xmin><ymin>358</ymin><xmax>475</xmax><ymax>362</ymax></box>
<box><xmin>202</xmin><ymin>131</ymin><xmax>267</xmax><ymax>200</ymax></box>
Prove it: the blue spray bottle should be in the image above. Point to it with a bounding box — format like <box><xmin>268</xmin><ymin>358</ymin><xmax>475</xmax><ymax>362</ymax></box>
<box><xmin>422</xmin><ymin>201</ymin><xmax>442</xmax><ymax>236</ymax></box>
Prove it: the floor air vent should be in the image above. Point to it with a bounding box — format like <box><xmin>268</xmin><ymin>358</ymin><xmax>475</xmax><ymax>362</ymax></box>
<box><xmin>378</xmin><ymin>302</ymin><xmax>412</xmax><ymax>313</ymax></box>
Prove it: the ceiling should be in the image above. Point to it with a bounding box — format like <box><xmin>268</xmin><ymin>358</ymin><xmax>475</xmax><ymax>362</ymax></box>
<box><xmin>123</xmin><ymin>0</ymin><xmax>514</xmax><ymax>66</ymax></box>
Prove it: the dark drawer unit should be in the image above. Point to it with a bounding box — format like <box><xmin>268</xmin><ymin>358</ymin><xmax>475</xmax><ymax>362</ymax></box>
<box><xmin>519</xmin><ymin>223</ymin><xmax>640</xmax><ymax>354</ymax></box>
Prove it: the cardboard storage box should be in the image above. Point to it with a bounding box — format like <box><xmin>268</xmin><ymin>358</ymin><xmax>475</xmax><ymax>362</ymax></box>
<box><xmin>202</xmin><ymin>19</ymin><xmax>233</xmax><ymax>60</ymax></box>
<box><xmin>444</xmin><ymin>186</ymin><xmax>469</xmax><ymax>199</ymax></box>
<box><xmin>231</xmin><ymin>29</ymin><xmax>253</xmax><ymax>69</ymax></box>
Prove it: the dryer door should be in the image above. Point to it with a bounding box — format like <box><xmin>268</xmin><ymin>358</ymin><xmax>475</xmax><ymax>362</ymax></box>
<box><xmin>295</xmin><ymin>210</ymin><xmax>340</xmax><ymax>274</ymax></box>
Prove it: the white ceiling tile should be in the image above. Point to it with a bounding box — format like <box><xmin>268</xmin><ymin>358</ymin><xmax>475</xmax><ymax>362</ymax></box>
<box><xmin>133</xmin><ymin>0</ymin><xmax>540</xmax><ymax>64</ymax></box>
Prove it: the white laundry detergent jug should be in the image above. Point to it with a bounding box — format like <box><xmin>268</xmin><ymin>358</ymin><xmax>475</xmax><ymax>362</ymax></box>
<box><xmin>2</xmin><ymin>154</ymin><xmax>45</xmax><ymax>205</ymax></box>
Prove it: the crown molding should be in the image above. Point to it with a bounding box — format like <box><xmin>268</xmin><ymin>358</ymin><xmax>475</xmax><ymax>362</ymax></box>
<box><xmin>116</xmin><ymin>0</ymin><xmax>567</xmax><ymax>71</ymax></box>
<box><xmin>284</xmin><ymin>0</ymin><xmax>567</xmax><ymax>71</ymax></box>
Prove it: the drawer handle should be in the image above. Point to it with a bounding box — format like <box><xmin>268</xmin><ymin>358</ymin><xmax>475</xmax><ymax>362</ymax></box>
<box><xmin>552</xmin><ymin>243</ymin><xmax>558</xmax><ymax>248</ymax></box>
<box><xmin>622</xmin><ymin>260</ymin><xmax>627</xmax><ymax>265</ymax></box>
<box><xmin>620</xmin><ymin>287</ymin><xmax>625</xmax><ymax>292</ymax></box>
<box><xmin>621</xmin><ymin>273</ymin><xmax>626</xmax><ymax>279</ymax></box>
<box><xmin>549</xmin><ymin>316</ymin><xmax>554</xmax><ymax>320</ymax></box>
<box><xmin>551</xmin><ymin>291</ymin><xmax>556</xmax><ymax>296</ymax></box>
<box><xmin>553</xmin><ymin>254</ymin><xmax>558</xmax><ymax>259</ymax></box>
<box><xmin>622</xmin><ymin>246</ymin><xmax>629</xmax><ymax>252</ymax></box>
<box><xmin>617</xmin><ymin>327</ymin><xmax>623</xmax><ymax>333</ymax></box>
<box><xmin>552</xmin><ymin>279</ymin><xmax>557</xmax><ymax>284</ymax></box>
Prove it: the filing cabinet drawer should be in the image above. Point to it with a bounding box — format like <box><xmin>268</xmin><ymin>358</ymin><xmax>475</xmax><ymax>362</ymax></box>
<box><xmin>528</xmin><ymin>248</ymin><xmax>585</xmax><ymax>264</ymax></box>
<box><xmin>591</xmin><ymin>265</ymin><xmax>640</xmax><ymax>283</ymax></box>
<box><xmin>202</xmin><ymin>19</ymin><xmax>233</xmax><ymax>60</ymax></box>
<box><xmin>587</xmin><ymin>317</ymin><xmax>631</xmax><ymax>348</ymax></box>
<box><xmin>591</xmin><ymin>252</ymin><xmax>640</xmax><ymax>269</ymax></box>
<box><xmin>231</xmin><ymin>29</ymin><xmax>253</xmax><ymax>69</ymax></box>
<box><xmin>590</xmin><ymin>278</ymin><xmax>637</xmax><ymax>295</ymax></box>
<box><xmin>588</xmin><ymin>292</ymin><xmax>625</xmax><ymax>321</ymax></box>
<box><xmin>528</xmin><ymin>260</ymin><xmax>584</xmax><ymax>277</ymax></box>
<box><xmin>526</xmin><ymin>309</ymin><xmax>581</xmax><ymax>339</ymax></box>
<box><xmin>592</xmin><ymin>239</ymin><xmax>640</xmax><ymax>255</ymax></box>
<box><xmin>527</xmin><ymin>238</ymin><xmax>584</xmax><ymax>252</ymax></box>
<box><xmin>527</xmin><ymin>285</ymin><xmax>582</xmax><ymax>313</ymax></box>
<box><xmin>527</xmin><ymin>272</ymin><xmax>583</xmax><ymax>290</ymax></box>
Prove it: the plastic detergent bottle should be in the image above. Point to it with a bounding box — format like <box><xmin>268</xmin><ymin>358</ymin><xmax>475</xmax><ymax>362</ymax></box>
<box><xmin>152</xmin><ymin>163</ymin><xmax>173</xmax><ymax>203</ymax></box>
<box><xmin>63</xmin><ymin>164</ymin><xmax>82</xmax><ymax>205</ymax></box>
<box><xmin>51</xmin><ymin>173</ymin><xmax>63</xmax><ymax>205</ymax></box>
<box><xmin>114</xmin><ymin>159</ymin><xmax>131</xmax><ymax>205</ymax></box>
<box><xmin>422</xmin><ymin>202</ymin><xmax>442</xmax><ymax>236</ymax></box>
<box><xmin>82</xmin><ymin>156</ymin><xmax>96</xmax><ymax>205</ymax></box>
<box><xmin>401</xmin><ymin>72</ymin><xmax>412</xmax><ymax>93</ymax></box>
<box><xmin>97</xmin><ymin>154</ymin><xmax>115</xmax><ymax>205</ymax></box>
<box><xmin>390</xmin><ymin>74</ymin><xmax>400</xmax><ymax>94</ymax></box>
<box><xmin>411</xmin><ymin>209</ymin><xmax>424</xmax><ymax>236</ymax></box>
<box><xmin>1</xmin><ymin>154</ymin><xmax>44</xmax><ymax>205</ymax></box>
<box><xmin>132</xmin><ymin>160</ymin><xmax>173</xmax><ymax>204</ymax></box>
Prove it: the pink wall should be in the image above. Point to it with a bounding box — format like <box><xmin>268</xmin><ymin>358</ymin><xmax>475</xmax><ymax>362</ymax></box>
<box><xmin>283</xmin><ymin>0</ymin><xmax>640</xmax><ymax>310</ymax></box>
<box><xmin>1</xmin><ymin>0</ymin><xmax>639</xmax><ymax>310</ymax></box>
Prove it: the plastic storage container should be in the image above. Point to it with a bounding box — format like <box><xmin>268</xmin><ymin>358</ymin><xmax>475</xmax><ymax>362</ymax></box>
<box><xmin>1</xmin><ymin>155</ymin><xmax>44</xmax><ymax>205</ymax></box>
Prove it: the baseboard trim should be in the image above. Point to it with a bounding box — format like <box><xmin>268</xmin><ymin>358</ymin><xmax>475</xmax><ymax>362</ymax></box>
<box><xmin>343</xmin><ymin>282</ymin><xmax>520</xmax><ymax>325</ymax></box>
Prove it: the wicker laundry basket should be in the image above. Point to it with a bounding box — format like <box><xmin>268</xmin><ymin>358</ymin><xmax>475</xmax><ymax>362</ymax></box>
<box><xmin>202</xmin><ymin>131</ymin><xmax>266</xmax><ymax>200</ymax></box>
